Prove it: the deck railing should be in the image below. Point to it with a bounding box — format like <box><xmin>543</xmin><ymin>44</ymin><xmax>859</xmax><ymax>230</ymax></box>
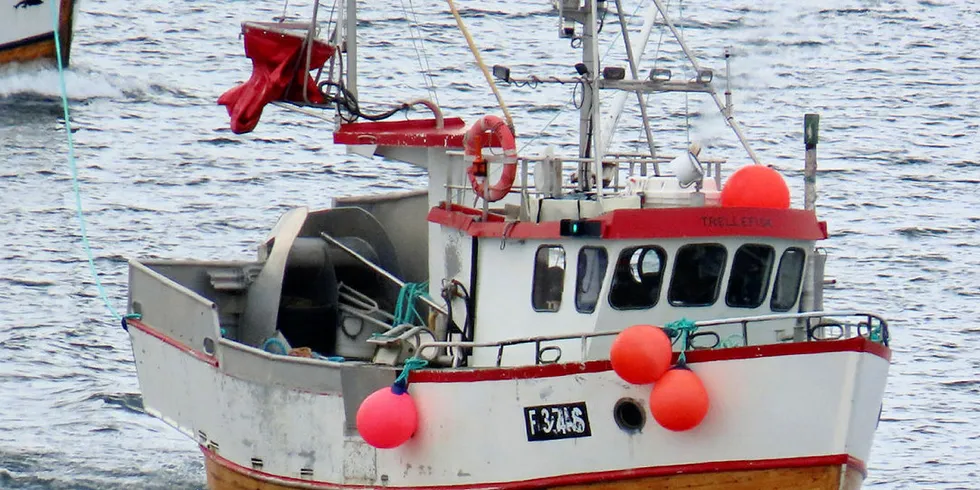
<box><xmin>416</xmin><ymin>311</ymin><xmax>889</xmax><ymax>368</ymax></box>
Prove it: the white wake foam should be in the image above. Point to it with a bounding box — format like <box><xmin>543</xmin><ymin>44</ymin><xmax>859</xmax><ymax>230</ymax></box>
<box><xmin>0</xmin><ymin>61</ymin><xmax>124</xmax><ymax>100</ymax></box>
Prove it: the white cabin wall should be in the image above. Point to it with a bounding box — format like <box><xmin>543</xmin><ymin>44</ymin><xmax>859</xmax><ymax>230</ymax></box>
<box><xmin>589</xmin><ymin>237</ymin><xmax>816</xmax><ymax>358</ymax></box>
<box><xmin>464</xmin><ymin>235</ymin><xmax>815</xmax><ymax>366</ymax></box>
<box><xmin>471</xmin><ymin>238</ymin><xmax>608</xmax><ymax>367</ymax></box>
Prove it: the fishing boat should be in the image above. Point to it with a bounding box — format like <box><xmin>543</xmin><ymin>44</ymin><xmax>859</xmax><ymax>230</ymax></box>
<box><xmin>122</xmin><ymin>1</ymin><xmax>891</xmax><ymax>489</ymax></box>
<box><xmin>0</xmin><ymin>0</ymin><xmax>77</xmax><ymax>66</ymax></box>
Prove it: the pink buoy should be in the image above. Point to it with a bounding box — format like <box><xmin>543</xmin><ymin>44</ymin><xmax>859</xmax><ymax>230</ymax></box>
<box><xmin>355</xmin><ymin>384</ymin><xmax>419</xmax><ymax>449</ymax></box>
<box><xmin>649</xmin><ymin>365</ymin><xmax>710</xmax><ymax>432</ymax></box>
<box><xmin>610</xmin><ymin>324</ymin><xmax>673</xmax><ymax>385</ymax></box>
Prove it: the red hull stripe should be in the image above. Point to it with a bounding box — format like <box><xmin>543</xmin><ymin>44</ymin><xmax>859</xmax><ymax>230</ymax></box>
<box><xmin>409</xmin><ymin>337</ymin><xmax>890</xmax><ymax>383</ymax></box>
<box><xmin>126</xmin><ymin>318</ymin><xmax>219</xmax><ymax>367</ymax></box>
<box><xmin>427</xmin><ymin>205</ymin><xmax>829</xmax><ymax>241</ymax></box>
<box><xmin>204</xmin><ymin>447</ymin><xmax>864</xmax><ymax>489</ymax></box>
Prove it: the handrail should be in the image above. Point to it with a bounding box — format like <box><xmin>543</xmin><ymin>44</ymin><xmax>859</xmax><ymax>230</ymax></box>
<box><xmin>417</xmin><ymin>311</ymin><xmax>889</xmax><ymax>367</ymax></box>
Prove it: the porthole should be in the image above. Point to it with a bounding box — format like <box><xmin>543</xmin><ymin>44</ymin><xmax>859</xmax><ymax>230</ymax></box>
<box><xmin>613</xmin><ymin>398</ymin><xmax>646</xmax><ymax>433</ymax></box>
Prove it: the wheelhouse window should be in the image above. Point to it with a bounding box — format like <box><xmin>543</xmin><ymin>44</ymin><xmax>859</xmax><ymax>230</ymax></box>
<box><xmin>576</xmin><ymin>247</ymin><xmax>608</xmax><ymax>313</ymax></box>
<box><xmin>532</xmin><ymin>245</ymin><xmax>566</xmax><ymax>312</ymax></box>
<box><xmin>771</xmin><ymin>248</ymin><xmax>807</xmax><ymax>312</ymax></box>
<box><xmin>668</xmin><ymin>244</ymin><xmax>727</xmax><ymax>307</ymax></box>
<box><xmin>725</xmin><ymin>244</ymin><xmax>776</xmax><ymax>308</ymax></box>
<box><xmin>609</xmin><ymin>246</ymin><xmax>666</xmax><ymax>310</ymax></box>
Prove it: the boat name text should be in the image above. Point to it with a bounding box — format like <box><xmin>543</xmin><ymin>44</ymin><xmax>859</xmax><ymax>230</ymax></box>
<box><xmin>701</xmin><ymin>215</ymin><xmax>773</xmax><ymax>228</ymax></box>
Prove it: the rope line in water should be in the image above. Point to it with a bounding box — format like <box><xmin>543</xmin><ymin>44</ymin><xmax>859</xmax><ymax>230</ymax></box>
<box><xmin>49</xmin><ymin>2</ymin><xmax>127</xmax><ymax>323</ymax></box>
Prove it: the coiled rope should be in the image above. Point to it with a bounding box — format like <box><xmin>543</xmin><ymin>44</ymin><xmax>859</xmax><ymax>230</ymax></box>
<box><xmin>394</xmin><ymin>281</ymin><xmax>430</xmax><ymax>327</ymax></box>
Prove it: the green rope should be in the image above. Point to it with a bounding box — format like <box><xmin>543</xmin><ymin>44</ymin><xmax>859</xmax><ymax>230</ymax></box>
<box><xmin>394</xmin><ymin>357</ymin><xmax>429</xmax><ymax>389</ymax></box>
<box><xmin>393</xmin><ymin>281</ymin><xmax>430</xmax><ymax>327</ymax></box>
<box><xmin>665</xmin><ymin>318</ymin><xmax>698</xmax><ymax>364</ymax></box>
<box><xmin>870</xmin><ymin>325</ymin><xmax>882</xmax><ymax>342</ymax></box>
<box><xmin>719</xmin><ymin>334</ymin><xmax>744</xmax><ymax>348</ymax></box>
<box><xmin>49</xmin><ymin>1</ymin><xmax>124</xmax><ymax>322</ymax></box>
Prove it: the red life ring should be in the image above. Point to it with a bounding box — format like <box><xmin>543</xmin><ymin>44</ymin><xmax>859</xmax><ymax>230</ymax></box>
<box><xmin>464</xmin><ymin>115</ymin><xmax>517</xmax><ymax>202</ymax></box>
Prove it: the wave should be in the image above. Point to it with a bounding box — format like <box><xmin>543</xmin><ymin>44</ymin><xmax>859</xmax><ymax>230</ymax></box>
<box><xmin>0</xmin><ymin>62</ymin><xmax>125</xmax><ymax>101</ymax></box>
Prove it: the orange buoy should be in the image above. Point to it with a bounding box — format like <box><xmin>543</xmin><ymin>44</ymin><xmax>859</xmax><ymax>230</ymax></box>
<box><xmin>355</xmin><ymin>384</ymin><xmax>419</xmax><ymax>448</ymax></box>
<box><xmin>610</xmin><ymin>325</ymin><xmax>673</xmax><ymax>385</ymax></box>
<box><xmin>649</xmin><ymin>365</ymin><xmax>709</xmax><ymax>431</ymax></box>
<box><xmin>720</xmin><ymin>164</ymin><xmax>790</xmax><ymax>209</ymax></box>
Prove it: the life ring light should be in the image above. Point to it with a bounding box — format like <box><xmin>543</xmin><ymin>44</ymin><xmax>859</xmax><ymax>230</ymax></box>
<box><xmin>464</xmin><ymin>115</ymin><xmax>517</xmax><ymax>202</ymax></box>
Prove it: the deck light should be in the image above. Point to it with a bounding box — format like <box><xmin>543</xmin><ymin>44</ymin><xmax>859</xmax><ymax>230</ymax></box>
<box><xmin>649</xmin><ymin>68</ymin><xmax>671</xmax><ymax>82</ymax></box>
<box><xmin>559</xmin><ymin>219</ymin><xmax>601</xmax><ymax>237</ymax></box>
<box><xmin>492</xmin><ymin>65</ymin><xmax>511</xmax><ymax>83</ymax></box>
<box><xmin>602</xmin><ymin>66</ymin><xmax>626</xmax><ymax>80</ymax></box>
<box><xmin>696</xmin><ymin>68</ymin><xmax>713</xmax><ymax>83</ymax></box>
<box><xmin>560</xmin><ymin>20</ymin><xmax>575</xmax><ymax>39</ymax></box>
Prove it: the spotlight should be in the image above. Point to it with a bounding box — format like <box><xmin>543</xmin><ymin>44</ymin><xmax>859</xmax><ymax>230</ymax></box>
<box><xmin>602</xmin><ymin>66</ymin><xmax>626</xmax><ymax>80</ymax></box>
<box><xmin>696</xmin><ymin>68</ymin><xmax>713</xmax><ymax>83</ymax></box>
<box><xmin>649</xmin><ymin>68</ymin><xmax>671</xmax><ymax>81</ymax></box>
<box><xmin>492</xmin><ymin>65</ymin><xmax>511</xmax><ymax>83</ymax></box>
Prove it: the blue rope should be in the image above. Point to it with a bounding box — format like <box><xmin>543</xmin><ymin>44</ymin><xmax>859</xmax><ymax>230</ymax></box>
<box><xmin>665</xmin><ymin>318</ymin><xmax>698</xmax><ymax>365</ymax></box>
<box><xmin>262</xmin><ymin>338</ymin><xmax>289</xmax><ymax>355</ymax></box>
<box><xmin>49</xmin><ymin>1</ymin><xmax>124</xmax><ymax>322</ymax></box>
<box><xmin>393</xmin><ymin>281</ymin><xmax>430</xmax><ymax>326</ymax></box>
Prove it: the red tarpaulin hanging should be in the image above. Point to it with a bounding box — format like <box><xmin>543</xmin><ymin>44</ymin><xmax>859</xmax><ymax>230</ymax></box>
<box><xmin>218</xmin><ymin>23</ymin><xmax>336</xmax><ymax>134</ymax></box>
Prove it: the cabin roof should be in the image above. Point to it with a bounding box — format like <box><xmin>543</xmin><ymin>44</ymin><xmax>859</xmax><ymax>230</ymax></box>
<box><xmin>427</xmin><ymin>205</ymin><xmax>828</xmax><ymax>241</ymax></box>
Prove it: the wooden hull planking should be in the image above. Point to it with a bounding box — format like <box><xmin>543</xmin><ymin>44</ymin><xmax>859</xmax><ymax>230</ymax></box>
<box><xmin>0</xmin><ymin>0</ymin><xmax>75</xmax><ymax>66</ymax></box>
<box><xmin>204</xmin><ymin>449</ymin><xmax>865</xmax><ymax>490</ymax></box>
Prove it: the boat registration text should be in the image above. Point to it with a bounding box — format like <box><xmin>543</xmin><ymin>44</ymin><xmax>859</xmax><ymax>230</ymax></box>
<box><xmin>523</xmin><ymin>402</ymin><xmax>591</xmax><ymax>441</ymax></box>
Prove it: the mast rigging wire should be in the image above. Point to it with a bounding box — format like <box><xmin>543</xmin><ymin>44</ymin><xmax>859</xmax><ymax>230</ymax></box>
<box><xmin>402</xmin><ymin>0</ymin><xmax>441</xmax><ymax>106</ymax></box>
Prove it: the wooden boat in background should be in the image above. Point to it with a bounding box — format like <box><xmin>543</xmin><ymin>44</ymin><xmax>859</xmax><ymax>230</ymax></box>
<box><xmin>0</xmin><ymin>0</ymin><xmax>77</xmax><ymax>67</ymax></box>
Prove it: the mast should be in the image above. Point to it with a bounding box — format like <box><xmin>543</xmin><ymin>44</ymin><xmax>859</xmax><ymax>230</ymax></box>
<box><xmin>345</xmin><ymin>0</ymin><xmax>358</xmax><ymax>98</ymax></box>
<box><xmin>575</xmin><ymin>0</ymin><xmax>602</xmax><ymax>193</ymax></box>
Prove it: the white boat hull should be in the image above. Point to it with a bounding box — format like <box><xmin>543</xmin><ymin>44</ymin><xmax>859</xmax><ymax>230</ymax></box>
<box><xmin>127</xmin><ymin>318</ymin><xmax>888</xmax><ymax>489</ymax></box>
<box><xmin>0</xmin><ymin>0</ymin><xmax>77</xmax><ymax>66</ymax></box>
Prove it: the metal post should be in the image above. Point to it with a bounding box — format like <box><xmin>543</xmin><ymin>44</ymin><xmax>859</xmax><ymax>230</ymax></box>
<box><xmin>519</xmin><ymin>157</ymin><xmax>530</xmax><ymax>221</ymax></box>
<box><xmin>578</xmin><ymin>0</ymin><xmax>597</xmax><ymax>194</ymax></box>
<box><xmin>345</xmin><ymin>0</ymin><xmax>358</xmax><ymax>98</ymax></box>
<box><xmin>724</xmin><ymin>47</ymin><xmax>732</xmax><ymax>118</ymax></box>
<box><xmin>589</xmin><ymin>0</ymin><xmax>602</xmax><ymax>201</ymax></box>
<box><xmin>301</xmin><ymin>0</ymin><xmax>321</xmax><ymax>104</ymax></box>
<box><xmin>804</xmin><ymin>114</ymin><xmax>819</xmax><ymax>211</ymax></box>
